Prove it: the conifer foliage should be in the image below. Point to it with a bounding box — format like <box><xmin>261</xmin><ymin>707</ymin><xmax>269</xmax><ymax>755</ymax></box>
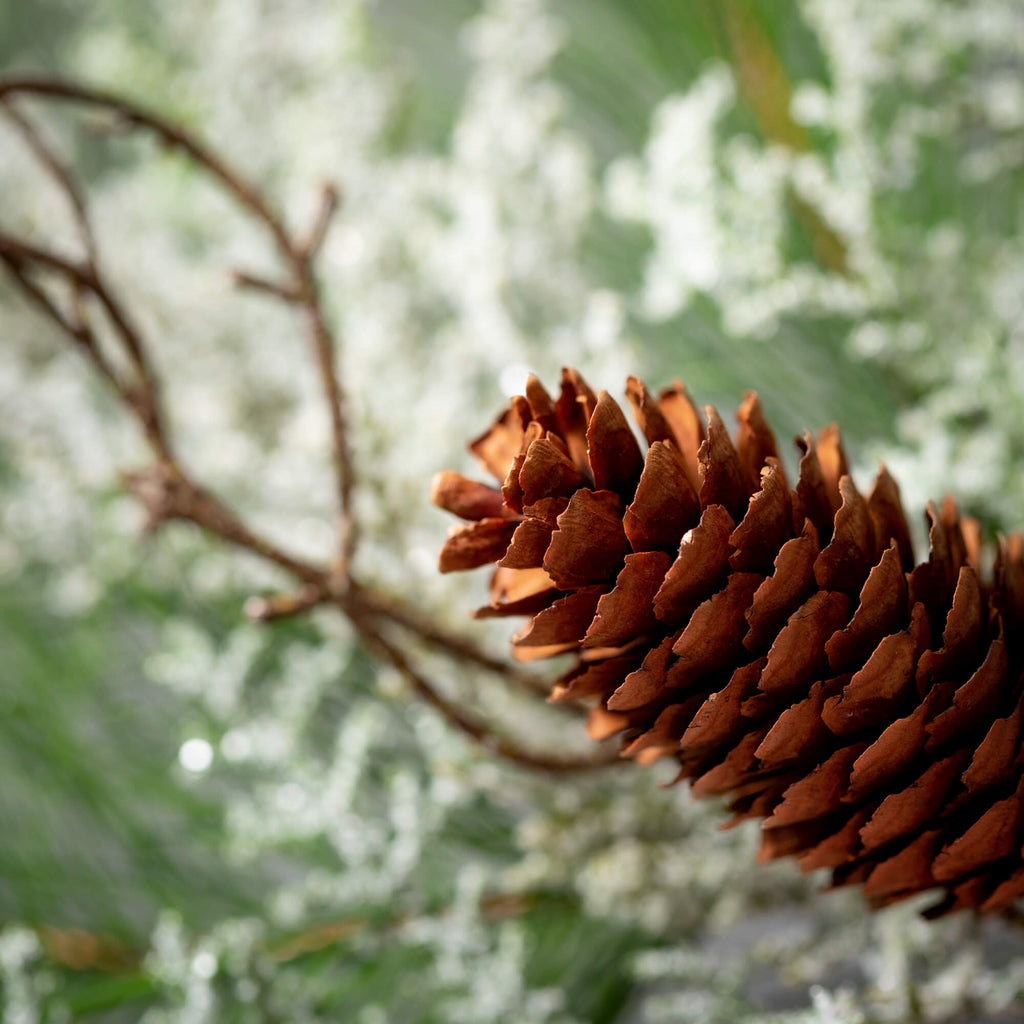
<box><xmin>434</xmin><ymin>369</ymin><xmax>1024</xmax><ymax>915</ymax></box>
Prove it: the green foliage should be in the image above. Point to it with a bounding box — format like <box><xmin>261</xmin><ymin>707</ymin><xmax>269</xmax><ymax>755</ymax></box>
<box><xmin>0</xmin><ymin>566</ymin><xmax>263</xmax><ymax>939</ymax></box>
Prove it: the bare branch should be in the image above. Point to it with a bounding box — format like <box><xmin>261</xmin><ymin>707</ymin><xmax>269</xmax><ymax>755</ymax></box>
<box><xmin>1</xmin><ymin>236</ymin><xmax>336</xmax><ymax>593</ymax></box>
<box><xmin>244</xmin><ymin>584</ymin><xmax>326</xmax><ymax>622</ymax></box>
<box><xmin>0</xmin><ymin>251</ymin><xmax>132</xmax><ymax>400</ymax></box>
<box><xmin>232</xmin><ymin>269</ymin><xmax>301</xmax><ymax>303</ymax></box>
<box><xmin>1</xmin><ymin>251</ymin><xmax>84</xmax><ymax>339</ymax></box>
<box><xmin>0</xmin><ymin>75</ymin><xmax>359</xmax><ymax>574</ymax></box>
<box><xmin>351</xmin><ymin>586</ymin><xmax>553</xmax><ymax>697</ymax></box>
<box><xmin>352</xmin><ymin>610</ymin><xmax>620</xmax><ymax>774</ymax></box>
<box><xmin>0</xmin><ymin>76</ymin><xmax>293</xmax><ymax>257</ymax></box>
<box><xmin>303</xmin><ymin>283</ymin><xmax>356</xmax><ymax>579</ymax></box>
<box><xmin>0</xmin><ymin>232</ymin><xmax>93</xmax><ymax>282</ymax></box>
<box><xmin>0</xmin><ymin>73</ymin><xmax>591</xmax><ymax>777</ymax></box>
<box><xmin>122</xmin><ymin>464</ymin><xmax>329</xmax><ymax>587</ymax></box>
<box><xmin>0</xmin><ymin>99</ymin><xmax>98</xmax><ymax>267</ymax></box>
<box><xmin>300</xmin><ymin>183</ymin><xmax>339</xmax><ymax>260</ymax></box>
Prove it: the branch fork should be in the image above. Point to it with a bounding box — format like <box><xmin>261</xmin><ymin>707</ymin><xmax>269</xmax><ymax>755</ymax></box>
<box><xmin>0</xmin><ymin>75</ymin><xmax>615</xmax><ymax>775</ymax></box>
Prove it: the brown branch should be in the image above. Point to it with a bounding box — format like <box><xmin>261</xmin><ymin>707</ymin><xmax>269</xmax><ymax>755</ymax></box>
<box><xmin>352</xmin><ymin>610</ymin><xmax>620</xmax><ymax>774</ymax></box>
<box><xmin>302</xmin><ymin>276</ymin><xmax>355</xmax><ymax>579</ymax></box>
<box><xmin>1</xmin><ymin>250</ymin><xmax>86</xmax><ymax>340</ymax></box>
<box><xmin>0</xmin><ymin>232</ymin><xmax>94</xmax><ymax>282</ymax></box>
<box><xmin>0</xmin><ymin>99</ymin><xmax>98</xmax><ymax>267</ymax></box>
<box><xmin>0</xmin><ymin>76</ymin><xmax>293</xmax><ymax>257</ymax></box>
<box><xmin>244</xmin><ymin>584</ymin><xmax>326</xmax><ymax>622</ymax></box>
<box><xmin>122</xmin><ymin>464</ymin><xmax>328</xmax><ymax>587</ymax></box>
<box><xmin>300</xmin><ymin>184</ymin><xmax>339</xmax><ymax>260</ymax></box>
<box><xmin>0</xmin><ymin>230</ymin><xmax>167</xmax><ymax>451</ymax></box>
<box><xmin>351</xmin><ymin>585</ymin><xmax>552</xmax><ymax>696</ymax></box>
<box><xmin>232</xmin><ymin>269</ymin><xmax>301</xmax><ymax>303</ymax></box>
<box><xmin>2</xmin><ymin>236</ymin><xmax>334</xmax><ymax>593</ymax></box>
<box><xmin>0</xmin><ymin>75</ymin><xmax>359</xmax><ymax>574</ymax></box>
<box><xmin>0</xmin><ymin>74</ymin><xmax>593</xmax><ymax>776</ymax></box>
<box><xmin>0</xmin><ymin>229</ymin><xmax>154</xmax><ymax>389</ymax></box>
<box><xmin>0</xmin><ymin>254</ymin><xmax>127</xmax><ymax>396</ymax></box>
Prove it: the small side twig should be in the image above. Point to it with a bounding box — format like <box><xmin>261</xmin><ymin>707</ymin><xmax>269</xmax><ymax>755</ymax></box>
<box><xmin>232</xmin><ymin>270</ymin><xmax>301</xmax><ymax>303</ymax></box>
<box><xmin>244</xmin><ymin>585</ymin><xmax>326</xmax><ymax>623</ymax></box>
<box><xmin>300</xmin><ymin>184</ymin><xmax>339</xmax><ymax>260</ymax></box>
<box><xmin>0</xmin><ymin>230</ymin><xmax>166</xmax><ymax>451</ymax></box>
<box><xmin>0</xmin><ymin>254</ymin><xmax>125</xmax><ymax>395</ymax></box>
<box><xmin>1</xmin><ymin>252</ymin><xmax>88</xmax><ymax>344</ymax></box>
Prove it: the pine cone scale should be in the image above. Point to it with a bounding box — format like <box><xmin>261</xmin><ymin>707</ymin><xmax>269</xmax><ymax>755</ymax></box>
<box><xmin>652</xmin><ymin>504</ymin><xmax>734</xmax><ymax>623</ymax></box>
<box><xmin>543</xmin><ymin>489</ymin><xmax>631</xmax><ymax>588</ymax></box>
<box><xmin>584</xmin><ymin>551</ymin><xmax>673</xmax><ymax>648</ymax></box>
<box><xmin>623</xmin><ymin>440</ymin><xmax>700</xmax><ymax>552</ymax></box>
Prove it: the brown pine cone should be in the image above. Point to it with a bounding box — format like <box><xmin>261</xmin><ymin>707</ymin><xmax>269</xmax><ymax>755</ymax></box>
<box><xmin>432</xmin><ymin>368</ymin><xmax>1024</xmax><ymax>916</ymax></box>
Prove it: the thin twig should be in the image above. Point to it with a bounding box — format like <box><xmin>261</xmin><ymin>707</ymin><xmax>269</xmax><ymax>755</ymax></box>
<box><xmin>352</xmin><ymin>610</ymin><xmax>620</xmax><ymax>773</ymax></box>
<box><xmin>244</xmin><ymin>584</ymin><xmax>326</xmax><ymax>622</ymax></box>
<box><xmin>0</xmin><ymin>232</ymin><xmax>94</xmax><ymax>282</ymax></box>
<box><xmin>0</xmin><ymin>76</ymin><xmax>293</xmax><ymax>256</ymax></box>
<box><xmin>232</xmin><ymin>269</ymin><xmax>301</xmax><ymax>302</ymax></box>
<box><xmin>302</xmin><ymin>276</ymin><xmax>356</xmax><ymax>579</ymax></box>
<box><xmin>351</xmin><ymin>586</ymin><xmax>552</xmax><ymax>696</ymax></box>
<box><xmin>300</xmin><ymin>184</ymin><xmax>339</xmax><ymax>260</ymax></box>
<box><xmin>0</xmin><ymin>99</ymin><xmax>98</xmax><ymax>267</ymax></box>
<box><xmin>0</xmin><ymin>255</ymin><xmax>127</xmax><ymax>396</ymax></box>
<box><xmin>0</xmin><ymin>228</ymin><xmax>152</xmax><ymax>392</ymax></box>
<box><xmin>0</xmin><ymin>230</ymin><xmax>166</xmax><ymax>449</ymax></box>
<box><xmin>1</xmin><ymin>252</ymin><xmax>85</xmax><ymax>342</ymax></box>
<box><xmin>122</xmin><ymin>464</ymin><xmax>328</xmax><ymax>587</ymax></box>
<box><xmin>2</xmin><ymin>232</ymin><xmax>333</xmax><ymax>591</ymax></box>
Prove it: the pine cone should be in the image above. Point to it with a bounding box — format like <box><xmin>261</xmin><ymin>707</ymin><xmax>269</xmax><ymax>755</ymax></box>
<box><xmin>432</xmin><ymin>368</ymin><xmax>1024</xmax><ymax>916</ymax></box>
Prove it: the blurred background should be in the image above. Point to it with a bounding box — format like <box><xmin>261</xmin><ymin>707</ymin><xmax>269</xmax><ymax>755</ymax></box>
<box><xmin>2</xmin><ymin>0</ymin><xmax>1024</xmax><ymax>1020</ymax></box>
